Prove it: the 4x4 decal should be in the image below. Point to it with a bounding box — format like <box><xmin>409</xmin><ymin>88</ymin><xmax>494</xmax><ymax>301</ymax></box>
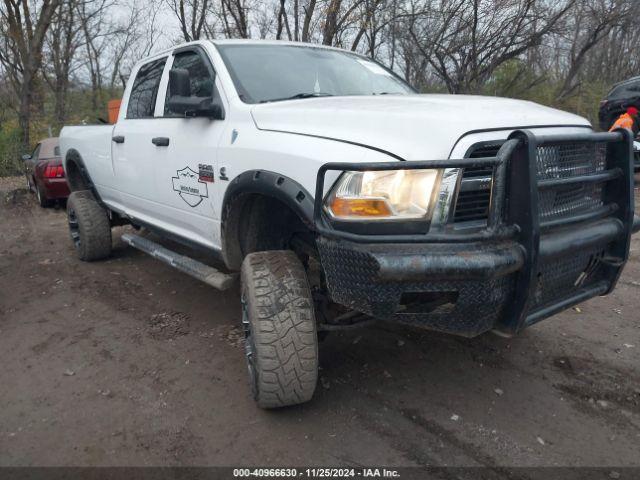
<box><xmin>172</xmin><ymin>167</ymin><xmax>209</xmax><ymax>207</ymax></box>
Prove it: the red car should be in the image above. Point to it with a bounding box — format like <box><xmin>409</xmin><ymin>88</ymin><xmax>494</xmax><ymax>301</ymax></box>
<box><xmin>23</xmin><ymin>137</ymin><xmax>70</xmax><ymax>207</ymax></box>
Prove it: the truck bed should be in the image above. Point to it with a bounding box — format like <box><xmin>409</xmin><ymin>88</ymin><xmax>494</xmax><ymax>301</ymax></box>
<box><xmin>59</xmin><ymin>124</ymin><xmax>115</xmax><ymax>192</ymax></box>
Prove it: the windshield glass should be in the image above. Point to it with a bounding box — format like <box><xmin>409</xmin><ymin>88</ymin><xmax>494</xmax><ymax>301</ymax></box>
<box><xmin>215</xmin><ymin>44</ymin><xmax>415</xmax><ymax>104</ymax></box>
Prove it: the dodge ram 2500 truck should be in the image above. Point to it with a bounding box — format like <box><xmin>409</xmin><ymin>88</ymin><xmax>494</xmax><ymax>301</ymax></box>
<box><xmin>60</xmin><ymin>39</ymin><xmax>640</xmax><ymax>409</ymax></box>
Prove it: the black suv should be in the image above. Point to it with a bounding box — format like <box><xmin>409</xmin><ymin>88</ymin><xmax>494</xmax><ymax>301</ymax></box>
<box><xmin>599</xmin><ymin>76</ymin><xmax>640</xmax><ymax>131</ymax></box>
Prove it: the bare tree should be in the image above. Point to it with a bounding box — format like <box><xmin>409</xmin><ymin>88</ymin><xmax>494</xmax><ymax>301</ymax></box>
<box><xmin>108</xmin><ymin>3</ymin><xmax>159</xmax><ymax>92</ymax></box>
<box><xmin>322</xmin><ymin>0</ymin><xmax>364</xmax><ymax>46</ymax></box>
<box><xmin>5</xmin><ymin>0</ymin><xmax>640</xmax><ymax>147</ymax></box>
<box><xmin>168</xmin><ymin>0</ymin><xmax>209</xmax><ymax>41</ymax></box>
<box><xmin>596</xmin><ymin>15</ymin><xmax>640</xmax><ymax>83</ymax></box>
<box><xmin>276</xmin><ymin>0</ymin><xmax>292</xmax><ymax>40</ymax></box>
<box><xmin>555</xmin><ymin>0</ymin><xmax>632</xmax><ymax>100</ymax></box>
<box><xmin>351</xmin><ymin>0</ymin><xmax>388</xmax><ymax>57</ymax></box>
<box><xmin>301</xmin><ymin>0</ymin><xmax>317</xmax><ymax>41</ymax></box>
<box><xmin>406</xmin><ymin>0</ymin><xmax>574</xmax><ymax>93</ymax></box>
<box><xmin>220</xmin><ymin>0</ymin><xmax>249</xmax><ymax>38</ymax></box>
<box><xmin>115</xmin><ymin>1</ymin><xmax>163</xmax><ymax>89</ymax></box>
<box><xmin>254</xmin><ymin>2</ymin><xmax>276</xmax><ymax>38</ymax></box>
<box><xmin>42</xmin><ymin>0</ymin><xmax>84</xmax><ymax>130</ymax></box>
<box><xmin>0</xmin><ymin>0</ymin><xmax>62</xmax><ymax>147</ymax></box>
<box><xmin>76</xmin><ymin>0</ymin><xmax>131</xmax><ymax>113</ymax></box>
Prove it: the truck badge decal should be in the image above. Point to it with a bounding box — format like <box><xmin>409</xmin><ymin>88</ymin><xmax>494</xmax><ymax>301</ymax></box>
<box><xmin>172</xmin><ymin>167</ymin><xmax>209</xmax><ymax>207</ymax></box>
<box><xmin>198</xmin><ymin>164</ymin><xmax>214</xmax><ymax>183</ymax></box>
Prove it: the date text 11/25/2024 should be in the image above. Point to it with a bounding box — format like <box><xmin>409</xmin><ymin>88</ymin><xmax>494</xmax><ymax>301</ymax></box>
<box><xmin>232</xmin><ymin>468</ymin><xmax>401</xmax><ymax>478</ymax></box>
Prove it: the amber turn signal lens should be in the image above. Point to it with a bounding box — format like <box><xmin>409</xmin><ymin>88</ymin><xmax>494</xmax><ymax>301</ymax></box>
<box><xmin>329</xmin><ymin>197</ymin><xmax>393</xmax><ymax>217</ymax></box>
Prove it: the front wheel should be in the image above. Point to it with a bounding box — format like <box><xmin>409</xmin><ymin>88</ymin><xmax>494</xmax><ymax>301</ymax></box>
<box><xmin>67</xmin><ymin>191</ymin><xmax>112</xmax><ymax>261</ymax></box>
<box><xmin>241</xmin><ymin>250</ymin><xmax>319</xmax><ymax>409</ymax></box>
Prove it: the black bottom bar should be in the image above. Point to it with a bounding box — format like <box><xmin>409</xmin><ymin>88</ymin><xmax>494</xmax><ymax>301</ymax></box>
<box><xmin>525</xmin><ymin>281</ymin><xmax>609</xmax><ymax>326</ymax></box>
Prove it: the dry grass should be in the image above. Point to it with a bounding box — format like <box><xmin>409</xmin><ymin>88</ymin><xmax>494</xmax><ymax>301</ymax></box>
<box><xmin>0</xmin><ymin>175</ymin><xmax>24</xmax><ymax>193</ymax></box>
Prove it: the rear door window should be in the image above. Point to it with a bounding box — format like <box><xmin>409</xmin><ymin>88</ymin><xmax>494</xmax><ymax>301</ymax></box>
<box><xmin>126</xmin><ymin>58</ymin><xmax>167</xmax><ymax>119</ymax></box>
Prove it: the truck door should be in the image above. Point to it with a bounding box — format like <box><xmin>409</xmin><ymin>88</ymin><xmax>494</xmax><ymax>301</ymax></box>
<box><xmin>111</xmin><ymin>56</ymin><xmax>168</xmax><ymax>223</ymax></box>
<box><xmin>146</xmin><ymin>46</ymin><xmax>227</xmax><ymax>251</ymax></box>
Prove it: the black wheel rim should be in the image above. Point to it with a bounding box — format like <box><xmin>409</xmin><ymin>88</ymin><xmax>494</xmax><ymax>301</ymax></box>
<box><xmin>241</xmin><ymin>295</ymin><xmax>258</xmax><ymax>398</ymax></box>
<box><xmin>68</xmin><ymin>207</ymin><xmax>81</xmax><ymax>249</ymax></box>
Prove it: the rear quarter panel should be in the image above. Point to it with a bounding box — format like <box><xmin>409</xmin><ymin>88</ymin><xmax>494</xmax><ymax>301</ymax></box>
<box><xmin>59</xmin><ymin>125</ymin><xmax>115</xmax><ymax>200</ymax></box>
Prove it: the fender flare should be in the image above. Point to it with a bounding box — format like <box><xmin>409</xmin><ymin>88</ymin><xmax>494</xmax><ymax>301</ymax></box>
<box><xmin>222</xmin><ymin>170</ymin><xmax>315</xmax><ymax>228</ymax></box>
<box><xmin>221</xmin><ymin>170</ymin><xmax>316</xmax><ymax>270</ymax></box>
<box><xmin>64</xmin><ymin>149</ymin><xmax>103</xmax><ymax>202</ymax></box>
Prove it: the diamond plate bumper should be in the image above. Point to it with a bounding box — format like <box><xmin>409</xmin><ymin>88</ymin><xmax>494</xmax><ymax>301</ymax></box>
<box><xmin>313</xmin><ymin>130</ymin><xmax>636</xmax><ymax>337</ymax></box>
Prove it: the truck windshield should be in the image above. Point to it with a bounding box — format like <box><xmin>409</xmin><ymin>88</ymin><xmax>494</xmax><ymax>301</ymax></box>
<box><xmin>215</xmin><ymin>43</ymin><xmax>415</xmax><ymax>104</ymax></box>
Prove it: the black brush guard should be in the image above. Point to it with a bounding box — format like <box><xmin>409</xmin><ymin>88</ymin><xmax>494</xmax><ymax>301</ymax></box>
<box><xmin>313</xmin><ymin>129</ymin><xmax>637</xmax><ymax>337</ymax></box>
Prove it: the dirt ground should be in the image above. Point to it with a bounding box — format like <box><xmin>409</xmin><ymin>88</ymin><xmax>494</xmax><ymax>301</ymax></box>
<box><xmin>1</xmin><ymin>176</ymin><xmax>639</xmax><ymax>472</ymax></box>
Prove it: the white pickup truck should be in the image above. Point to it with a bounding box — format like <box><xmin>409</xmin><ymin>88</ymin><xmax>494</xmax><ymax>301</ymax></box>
<box><xmin>60</xmin><ymin>39</ymin><xmax>639</xmax><ymax>408</ymax></box>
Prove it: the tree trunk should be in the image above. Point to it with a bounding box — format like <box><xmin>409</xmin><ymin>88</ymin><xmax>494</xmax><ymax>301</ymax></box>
<box><xmin>18</xmin><ymin>81</ymin><xmax>32</xmax><ymax>148</ymax></box>
<box><xmin>322</xmin><ymin>0</ymin><xmax>341</xmax><ymax>45</ymax></box>
<box><xmin>1</xmin><ymin>0</ymin><xmax>62</xmax><ymax>149</ymax></box>
<box><xmin>301</xmin><ymin>0</ymin><xmax>316</xmax><ymax>42</ymax></box>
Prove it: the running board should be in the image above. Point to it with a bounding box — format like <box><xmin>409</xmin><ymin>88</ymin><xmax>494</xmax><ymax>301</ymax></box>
<box><xmin>121</xmin><ymin>233</ymin><xmax>237</xmax><ymax>291</ymax></box>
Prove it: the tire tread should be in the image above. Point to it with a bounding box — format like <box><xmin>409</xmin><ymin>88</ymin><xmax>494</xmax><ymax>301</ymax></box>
<box><xmin>67</xmin><ymin>191</ymin><xmax>111</xmax><ymax>261</ymax></box>
<box><xmin>241</xmin><ymin>250</ymin><xmax>318</xmax><ymax>408</ymax></box>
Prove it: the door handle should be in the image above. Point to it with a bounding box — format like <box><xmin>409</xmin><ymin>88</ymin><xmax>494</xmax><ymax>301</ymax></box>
<box><xmin>112</xmin><ymin>135</ymin><xmax>125</xmax><ymax>144</ymax></box>
<box><xmin>152</xmin><ymin>137</ymin><xmax>170</xmax><ymax>147</ymax></box>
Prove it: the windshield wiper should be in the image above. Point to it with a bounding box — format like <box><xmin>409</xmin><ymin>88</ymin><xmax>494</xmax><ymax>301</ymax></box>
<box><xmin>260</xmin><ymin>92</ymin><xmax>333</xmax><ymax>103</ymax></box>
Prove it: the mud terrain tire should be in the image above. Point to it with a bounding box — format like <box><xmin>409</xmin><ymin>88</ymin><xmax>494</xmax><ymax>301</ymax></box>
<box><xmin>67</xmin><ymin>191</ymin><xmax>111</xmax><ymax>261</ymax></box>
<box><xmin>241</xmin><ymin>250</ymin><xmax>318</xmax><ymax>408</ymax></box>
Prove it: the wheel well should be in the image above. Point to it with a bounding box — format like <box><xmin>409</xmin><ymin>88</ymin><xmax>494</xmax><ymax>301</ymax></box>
<box><xmin>222</xmin><ymin>193</ymin><xmax>314</xmax><ymax>270</ymax></box>
<box><xmin>65</xmin><ymin>150</ymin><xmax>91</xmax><ymax>192</ymax></box>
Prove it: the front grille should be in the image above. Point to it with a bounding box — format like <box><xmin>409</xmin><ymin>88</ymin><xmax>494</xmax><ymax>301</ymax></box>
<box><xmin>530</xmin><ymin>248</ymin><xmax>605</xmax><ymax>310</ymax></box>
<box><xmin>536</xmin><ymin>143</ymin><xmax>607</xmax><ymax>179</ymax></box>
<box><xmin>453</xmin><ymin>143</ymin><xmax>501</xmax><ymax>224</ymax></box>
<box><xmin>453</xmin><ymin>140</ymin><xmax>612</xmax><ymax>226</ymax></box>
<box><xmin>529</xmin><ymin>139</ymin><xmax>618</xmax><ymax>311</ymax></box>
<box><xmin>535</xmin><ymin>142</ymin><xmax>608</xmax><ymax>224</ymax></box>
<box><xmin>453</xmin><ymin>189</ymin><xmax>492</xmax><ymax>222</ymax></box>
<box><xmin>462</xmin><ymin>165</ymin><xmax>494</xmax><ymax>177</ymax></box>
<box><xmin>538</xmin><ymin>183</ymin><xmax>604</xmax><ymax>222</ymax></box>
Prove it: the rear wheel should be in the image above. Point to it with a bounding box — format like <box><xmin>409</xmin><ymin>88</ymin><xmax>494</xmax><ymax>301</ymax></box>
<box><xmin>67</xmin><ymin>191</ymin><xmax>112</xmax><ymax>261</ymax></box>
<box><xmin>35</xmin><ymin>183</ymin><xmax>50</xmax><ymax>207</ymax></box>
<box><xmin>241</xmin><ymin>250</ymin><xmax>319</xmax><ymax>408</ymax></box>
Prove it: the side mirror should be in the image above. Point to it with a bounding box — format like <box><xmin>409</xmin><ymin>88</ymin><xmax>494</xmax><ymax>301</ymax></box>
<box><xmin>168</xmin><ymin>96</ymin><xmax>223</xmax><ymax>119</ymax></box>
<box><xmin>167</xmin><ymin>68</ymin><xmax>223</xmax><ymax>119</ymax></box>
<box><xmin>21</xmin><ymin>154</ymin><xmax>32</xmax><ymax>161</ymax></box>
<box><xmin>169</xmin><ymin>68</ymin><xmax>191</xmax><ymax>97</ymax></box>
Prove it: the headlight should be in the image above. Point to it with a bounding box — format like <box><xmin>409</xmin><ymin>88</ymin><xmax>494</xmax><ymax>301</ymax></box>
<box><xmin>324</xmin><ymin>169</ymin><xmax>442</xmax><ymax>221</ymax></box>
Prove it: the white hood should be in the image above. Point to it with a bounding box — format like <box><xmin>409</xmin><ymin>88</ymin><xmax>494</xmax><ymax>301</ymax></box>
<box><xmin>251</xmin><ymin>94</ymin><xmax>590</xmax><ymax>160</ymax></box>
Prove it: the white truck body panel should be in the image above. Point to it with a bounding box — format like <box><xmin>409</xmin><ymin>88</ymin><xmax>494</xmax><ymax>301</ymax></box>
<box><xmin>251</xmin><ymin>95</ymin><xmax>590</xmax><ymax>161</ymax></box>
<box><xmin>59</xmin><ymin>39</ymin><xmax>594</xmax><ymax>254</ymax></box>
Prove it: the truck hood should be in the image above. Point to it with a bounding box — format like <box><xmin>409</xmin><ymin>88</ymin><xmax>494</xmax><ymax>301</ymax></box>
<box><xmin>251</xmin><ymin>94</ymin><xmax>590</xmax><ymax>160</ymax></box>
